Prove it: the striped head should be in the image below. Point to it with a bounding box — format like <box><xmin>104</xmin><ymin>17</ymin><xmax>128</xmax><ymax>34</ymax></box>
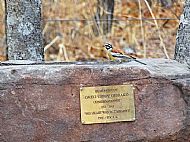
<box><xmin>104</xmin><ymin>43</ymin><xmax>113</xmax><ymax>52</ymax></box>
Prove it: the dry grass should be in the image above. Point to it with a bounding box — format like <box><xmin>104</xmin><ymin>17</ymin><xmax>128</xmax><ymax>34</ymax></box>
<box><xmin>0</xmin><ymin>0</ymin><xmax>185</xmax><ymax>61</ymax></box>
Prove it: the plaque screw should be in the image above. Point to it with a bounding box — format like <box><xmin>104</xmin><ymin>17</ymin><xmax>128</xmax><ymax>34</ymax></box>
<box><xmin>80</xmin><ymin>87</ymin><xmax>83</xmax><ymax>91</ymax></box>
<box><xmin>80</xmin><ymin>84</ymin><xmax>84</xmax><ymax>91</ymax></box>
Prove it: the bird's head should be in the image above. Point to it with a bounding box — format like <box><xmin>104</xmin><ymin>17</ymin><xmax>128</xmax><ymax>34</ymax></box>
<box><xmin>104</xmin><ymin>43</ymin><xmax>113</xmax><ymax>52</ymax></box>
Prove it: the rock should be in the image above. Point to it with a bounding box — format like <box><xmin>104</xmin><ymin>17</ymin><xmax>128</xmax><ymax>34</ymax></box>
<box><xmin>0</xmin><ymin>59</ymin><xmax>190</xmax><ymax>142</ymax></box>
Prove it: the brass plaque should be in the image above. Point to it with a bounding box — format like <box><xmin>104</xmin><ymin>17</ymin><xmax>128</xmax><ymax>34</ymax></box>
<box><xmin>80</xmin><ymin>85</ymin><xmax>135</xmax><ymax>124</ymax></box>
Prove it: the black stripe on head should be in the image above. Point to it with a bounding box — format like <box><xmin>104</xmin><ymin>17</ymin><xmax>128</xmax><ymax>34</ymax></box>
<box><xmin>104</xmin><ymin>43</ymin><xmax>113</xmax><ymax>50</ymax></box>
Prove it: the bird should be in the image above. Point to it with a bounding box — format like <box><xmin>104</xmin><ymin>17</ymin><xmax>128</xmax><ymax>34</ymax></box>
<box><xmin>104</xmin><ymin>43</ymin><xmax>146</xmax><ymax>65</ymax></box>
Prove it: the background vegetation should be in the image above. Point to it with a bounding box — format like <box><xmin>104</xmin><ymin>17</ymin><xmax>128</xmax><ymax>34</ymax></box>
<box><xmin>0</xmin><ymin>0</ymin><xmax>185</xmax><ymax>61</ymax></box>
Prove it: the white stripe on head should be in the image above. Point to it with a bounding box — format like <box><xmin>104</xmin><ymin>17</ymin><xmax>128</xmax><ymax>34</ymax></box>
<box><xmin>104</xmin><ymin>43</ymin><xmax>113</xmax><ymax>51</ymax></box>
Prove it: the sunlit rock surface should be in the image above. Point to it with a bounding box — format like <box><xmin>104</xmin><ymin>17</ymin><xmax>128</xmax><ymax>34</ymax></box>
<box><xmin>0</xmin><ymin>59</ymin><xmax>190</xmax><ymax>142</ymax></box>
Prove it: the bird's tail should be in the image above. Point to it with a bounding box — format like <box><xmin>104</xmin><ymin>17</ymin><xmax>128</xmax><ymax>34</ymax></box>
<box><xmin>121</xmin><ymin>54</ymin><xmax>146</xmax><ymax>65</ymax></box>
<box><xmin>111</xmin><ymin>52</ymin><xmax>146</xmax><ymax>65</ymax></box>
<box><xmin>133</xmin><ymin>59</ymin><xmax>146</xmax><ymax>65</ymax></box>
<box><xmin>127</xmin><ymin>55</ymin><xmax>146</xmax><ymax>65</ymax></box>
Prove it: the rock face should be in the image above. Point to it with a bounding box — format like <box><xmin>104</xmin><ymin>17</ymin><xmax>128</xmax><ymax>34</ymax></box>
<box><xmin>0</xmin><ymin>59</ymin><xmax>190</xmax><ymax>142</ymax></box>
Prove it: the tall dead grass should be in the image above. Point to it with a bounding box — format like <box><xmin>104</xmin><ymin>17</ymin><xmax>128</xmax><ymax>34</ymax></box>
<box><xmin>0</xmin><ymin>0</ymin><xmax>185</xmax><ymax>61</ymax></box>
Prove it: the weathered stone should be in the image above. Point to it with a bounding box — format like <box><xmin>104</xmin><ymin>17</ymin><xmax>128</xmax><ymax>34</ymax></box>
<box><xmin>5</xmin><ymin>0</ymin><xmax>43</xmax><ymax>61</ymax></box>
<box><xmin>175</xmin><ymin>0</ymin><xmax>190</xmax><ymax>66</ymax></box>
<box><xmin>0</xmin><ymin>59</ymin><xmax>190</xmax><ymax>142</ymax></box>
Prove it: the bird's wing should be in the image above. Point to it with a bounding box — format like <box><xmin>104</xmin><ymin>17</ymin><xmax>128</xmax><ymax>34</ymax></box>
<box><xmin>111</xmin><ymin>52</ymin><xmax>131</xmax><ymax>59</ymax></box>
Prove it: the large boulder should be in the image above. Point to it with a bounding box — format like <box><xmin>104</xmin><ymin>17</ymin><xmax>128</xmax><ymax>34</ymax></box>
<box><xmin>0</xmin><ymin>59</ymin><xmax>190</xmax><ymax>142</ymax></box>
